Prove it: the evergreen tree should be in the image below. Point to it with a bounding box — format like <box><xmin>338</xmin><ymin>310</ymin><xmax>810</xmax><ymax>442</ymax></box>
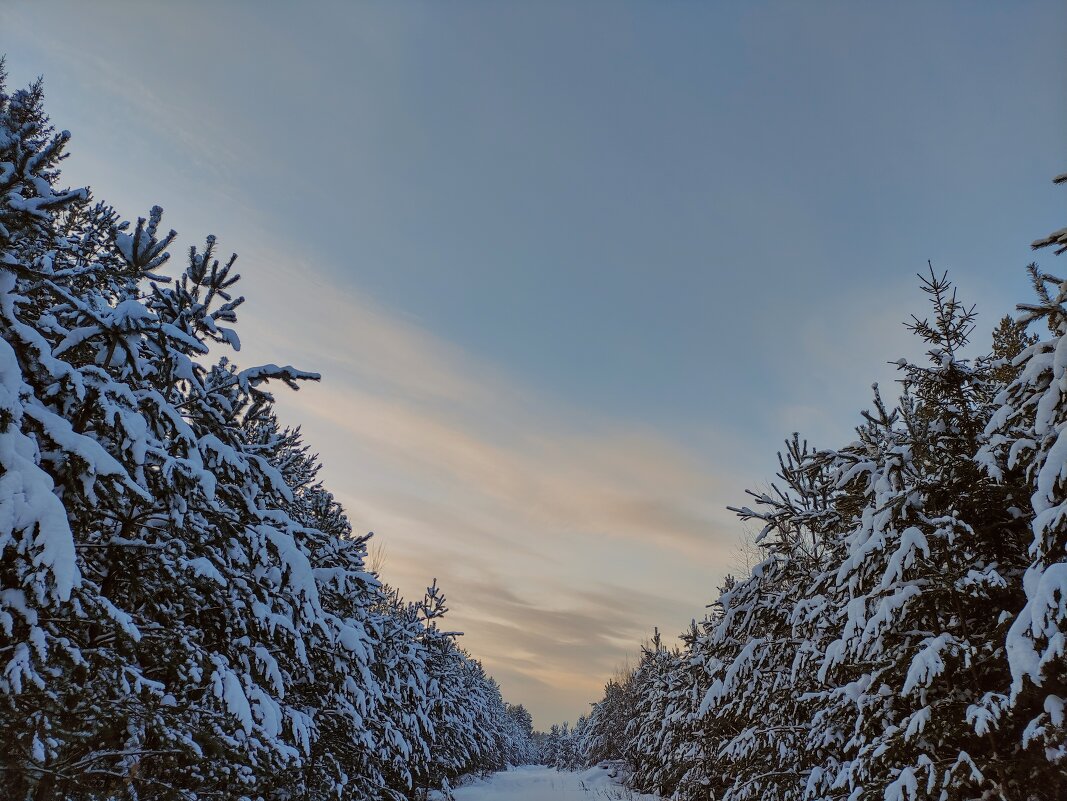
<box><xmin>990</xmin><ymin>315</ymin><xmax>1038</xmax><ymax>386</ymax></box>
<box><xmin>807</xmin><ymin>270</ymin><xmax>1036</xmax><ymax>800</ymax></box>
<box><xmin>702</xmin><ymin>435</ymin><xmax>844</xmax><ymax>801</ymax></box>
<box><xmin>982</xmin><ymin>172</ymin><xmax>1067</xmax><ymax>777</ymax></box>
<box><xmin>581</xmin><ymin>674</ymin><xmax>637</xmax><ymax>766</ymax></box>
<box><xmin>0</xmin><ymin>66</ymin><xmax>535</xmax><ymax>800</ymax></box>
<box><xmin>556</xmin><ymin>256</ymin><xmax>1060</xmax><ymax>801</ymax></box>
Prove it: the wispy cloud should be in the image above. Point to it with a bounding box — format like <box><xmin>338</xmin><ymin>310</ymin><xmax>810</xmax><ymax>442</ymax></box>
<box><xmin>230</xmin><ymin>246</ymin><xmax>739</xmax><ymax>725</ymax></box>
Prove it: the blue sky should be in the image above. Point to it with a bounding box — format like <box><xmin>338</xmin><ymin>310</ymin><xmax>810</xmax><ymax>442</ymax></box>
<box><xmin>4</xmin><ymin>1</ymin><xmax>1065</xmax><ymax>726</ymax></box>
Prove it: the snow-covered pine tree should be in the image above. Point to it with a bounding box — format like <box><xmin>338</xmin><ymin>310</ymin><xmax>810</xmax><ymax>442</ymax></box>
<box><xmin>418</xmin><ymin>581</ymin><xmax>503</xmax><ymax>790</ymax></box>
<box><xmin>581</xmin><ymin>672</ymin><xmax>638</xmax><ymax>767</ymax></box>
<box><xmin>241</xmin><ymin>414</ymin><xmax>386</xmax><ymax>799</ymax></box>
<box><xmin>554</xmin><ymin>717</ymin><xmax>588</xmax><ymax>770</ymax></box>
<box><xmin>980</xmin><ymin>173</ymin><xmax>1067</xmax><ymax>780</ymax></box>
<box><xmin>624</xmin><ymin>630</ymin><xmax>694</xmax><ymax>797</ymax></box>
<box><xmin>990</xmin><ymin>315</ymin><xmax>1038</xmax><ymax>386</ymax></box>
<box><xmin>512</xmin><ymin>707</ymin><xmax>538</xmax><ymax>766</ymax></box>
<box><xmin>539</xmin><ymin>194</ymin><xmax>1067</xmax><ymax>801</ymax></box>
<box><xmin>0</xmin><ymin>65</ymin><xmax>330</xmax><ymax>795</ymax></box>
<box><xmin>693</xmin><ymin>435</ymin><xmax>844</xmax><ymax>801</ymax></box>
<box><xmin>591</xmin><ymin>269</ymin><xmax>1047</xmax><ymax>801</ymax></box>
<box><xmin>0</xmin><ymin>66</ymin><xmax>534</xmax><ymax>799</ymax></box>
<box><xmin>664</xmin><ymin>614</ymin><xmax>725</xmax><ymax>799</ymax></box>
<box><xmin>815</xmin><ymin>269</ymin><xmax>1036</xmax><ymax>800</ymax></box>
<box><xmin>539</xmin><ymin>723</ymin><xmax>562</xmax><ymax>766</ymax></box>
<box><xmin>504</xmin><ymin>703</ymin><xmax>536</xmax><ymax>766</ymax></box>
<box><xmin>0</xmin><ymin>69</ymin><xmax>152</xmax><ymax>801</ymax></box>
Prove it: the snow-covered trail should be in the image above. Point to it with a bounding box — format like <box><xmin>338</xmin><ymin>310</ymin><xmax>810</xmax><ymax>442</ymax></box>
<box><xmin>449</xmin><ymin>765</ymin><xmax>661</xmax><ymax>800</ymax></box>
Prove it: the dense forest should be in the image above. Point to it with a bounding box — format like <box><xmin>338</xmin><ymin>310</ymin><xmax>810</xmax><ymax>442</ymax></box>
<box><xmin>0</xmin><ymin>69</ymin><xmax>536</xmax><ymax>800</ymax></box>
<box><xmin>539</xmin><ymin>190</ymin><xmax>1067</xmax><ymax>799</ymax></box>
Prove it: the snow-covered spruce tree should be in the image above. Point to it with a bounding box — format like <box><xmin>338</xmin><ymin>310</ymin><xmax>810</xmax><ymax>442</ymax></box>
<box><xmin>594</xmin><ymin>269</ymin><xmax>1045</xmax><ymax>801</ymax></box>
<box><xmin>543</xmin><ymin>720</ymin><xmax>577</xmax><ymax>770</ymax></box>
<box><xmin>240</xmin><ymin>415</ymin><xmax>387</xmax><ymax>799</ymax></box>
<box><xmin>360</xmin><ymin>584</ymin><xmax>436</xmax><ymax>797</ymax></box>
<box><xmin>0</xmin><ymin>68</ymin><xmax>534</xmax><ymax>800</ymax></box>
<box><xmin>0</xmin><ymin>70</ymin><xmax>145</xmax><ymax>800</ymax></box>
<box><xmin>553</xmin><ymin>717</ymin><xmax>588</xmax><ymax>771</ymax></box>
<box><xmin>366</xmin><ymin>578</ymin><xmax>535</xmax><ymax>798</ymax></box>
<box><xmin>0</xmin><ymin>65</ymin><xmax>338</xmax><ymax>797</ymax></box>
<box><xmin>581</xmin><ymin>671</ymin><xmax>639</xmax><ymax>767</ymax></box>
<box><xmin>418</xmin><ymin>582</ymin><xmax>477</xmax><ymax>790</ymax></box>
<box><xmin>989</xmin><ymin>315</ymin><xmax>1038</xmax><ymax>387</ymax></box>
<box><xmin>574</xmin><ymin>627</ymin><xmax>707</xmax><ymax>794</ymax></box>
<box><xmin>686</xmin><ymin>435</ymin><xmax>846</xmax><ymax>801</ymax></box>
<box><xmin>416</xmin><ymin>581</ymin><xmax>514</xmax><ymax>792</ymax></box>
<box><xmin>538</xmin><ymin>723</ymin><xmax>563</xmax><ymax>766</ymax></box>
<box><xmin>814</xmin><ymin>269</ymin><xmax>1037</xmax><ymax>801</ymax></box>
<box><xmin>981</xmin><ymin>175</ymin><xmax>1067</xmax><ymax>779</ymax></box>
<box><xmin>624</xmin><ymin>631</ymin><xmax>691</xmax><ymax>796</ymax></box>
<box><xmin>504</xmin><ymin>703</ymin><xmax>537</xmax><ymax>766</ymax></box>
<box><xmin>642</xmin><ymin>616</ymin><xmax>720</xmax><ymax>798</ymax></box>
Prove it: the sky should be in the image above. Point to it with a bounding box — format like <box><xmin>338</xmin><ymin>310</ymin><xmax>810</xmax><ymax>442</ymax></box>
<box><xmin>3</xmin><ymin>1</ymin><xmax>1065</xmax><ymax>727</ymax></box>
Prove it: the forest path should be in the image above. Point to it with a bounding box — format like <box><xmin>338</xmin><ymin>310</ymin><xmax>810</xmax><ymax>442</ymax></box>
<box><xmin>448</xmin><ymin>764</ymin><xmax>661</xmax><ymax>800</ymax></box>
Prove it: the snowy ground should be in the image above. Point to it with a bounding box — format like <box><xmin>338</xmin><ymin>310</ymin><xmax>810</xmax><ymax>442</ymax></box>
<box><xmin>446</xmin><ymin>765</ymin><xmax>662</xmax><ymax>800</ymax></box>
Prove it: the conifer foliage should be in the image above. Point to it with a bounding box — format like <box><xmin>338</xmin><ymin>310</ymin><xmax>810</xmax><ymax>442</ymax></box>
<box><xmin>548</xmin><ymin>184</ymin><xmax>1067</xmax><ymax>799</ymax></box>
<box><xmin>0</xmin><ymin>68</ymin><xmax>533</xmax><ymax>800</ymax></box>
